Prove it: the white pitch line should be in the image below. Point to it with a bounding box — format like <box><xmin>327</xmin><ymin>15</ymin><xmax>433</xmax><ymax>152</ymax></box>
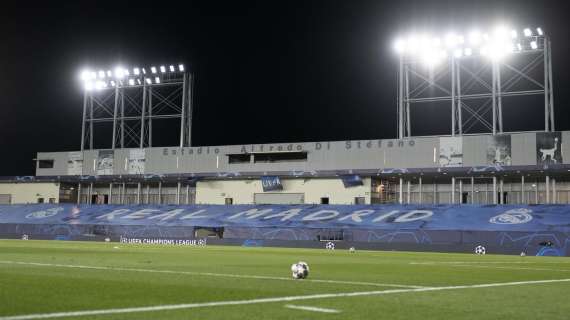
<box><xmin>442</xmin><ymin>264</ymin><xmax>570</xmax><ymax>273</ymax></box>
<box><xmin>1</xmin><ymin>278</ymin><xmax>569</xmax><ymax>320</ymax></box>
<box><xmin>285</xmin><ymin>304</ymin><xmax>340</xmax><ymax>313</ymax></box>
<box><xmin>0</xmin><ymin>260</ymin><xmax>422</xmax><ymax>289</ymax></box>
<box><xmin>410</xmin><ymin>260</ymin><xmax>570</xmax><ymax>265</ymax></box>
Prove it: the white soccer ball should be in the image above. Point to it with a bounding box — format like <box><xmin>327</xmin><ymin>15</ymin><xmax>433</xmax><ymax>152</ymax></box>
<box><xmin>474</xmin><ymin>245</ymin><xmax>486</xmax><ymax>255</ymax></box>
<box><xmin>325</xmin><ymin>241</ymin><xmax>335</xmax><ymax>250</ymax></box>
<box><xmin>291</xmin><ymin>261</ymin><xmax>310</xmax><ymax>279</ymax></box>
<box><xmin>349</xmin><ymin>247</ymin><xmax>356</xmax><ymax>253</ymax></box>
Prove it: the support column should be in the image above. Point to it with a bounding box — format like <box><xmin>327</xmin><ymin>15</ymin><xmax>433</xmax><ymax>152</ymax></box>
<box><xmin>80</xmin><ymin>92</ymin><xmax>88</xmax><ymax>151</ymax></box>
<box><xmin>471</xmin><ymin>177</ymin><xmax>475</xmax><ymax>204</ymax></box>
<box><xmin>459</xmin><ymin>179</ymin><xmax>463</xmax><ymax>204</ymax></box>
<box><xmin>499</xmin><ymin>178</ymin><xmax>504</xmax><ymax>204</ymax></box>
<box><xmin>544</xmin><ymin>37</ymin><xmax>550</xmax><ymax>132</ymax></box>
<box><xmin>77</xmin><ymin>183</ymin><xmax>82</xmax><ymax>205</ymax></box>
<box><xmin>176</xmin><ymin>182</ymin><xmax>181</xmax><ymax>205</ymax></box>
<box><xmin>398</xmin><ymin>178</ymin><xmax>403</xmax><ymax>204</ymax></box>
<box><xmin>148</xmin><ymin>87</ymin><xmax>153</xmax><ymax>147</ymax></box>
<box><xmin>406</xmin><ymin>180</ymin><xmax>411</xmax><ymax>204</ymax></box>
<box><xmin>546</xmin><ymin>176</ymin><xmax>550</xmax><ymax>204</ymax></box>
<box><xmin>451</xmin><ymin>58</ymin><xmax>456</xmax><ymax>136</ymax></box>
<box><xmin>451</xmin><ymin>177</ymin><xmax>456</xmax><ymax>204</ymax></box>
<box><xmin>492</xmin><ymin>62</ymin><xmax>497</xmax><ymax>135</ymax></box>
<box><xmin>140</xmin><ymin>84</ymin><xmax>147</xmax><ymax>148</ymax></box>
<box><xmin>180</xmin><ymin>73</ymin><xmax>187</xmax><ymax>148</ymax></box>
<box><xmin>137</xmin><ymin>183</ymin><xmax>141</xmax><ymax>204</ymax></box>
<box><xmin>158</xmin><ymin>181</ymin><xmax>162</xmax><ymax>205</ymax></box>
<box><xmin>109</xmin><ymin>183</ymin><xmax>113</xmax><ymax>204</ymax></box>
<box><xmin>456</xmin><ymin>59</ymin><xmax>462</xmax><ymax>135</ymax></box>
<box><xmin>121</xmin><ymin>183</ymin><xmax>126</xmax><ymax>205</ymax></box>
<box><xmin>397</xmin><ymin>57</ymin><xmax>405</xmax><ymax>139</ymax></box>
<box><xmin>405</xmin><ymin>64</ymin><xmax>411</xmax><ymax>137</ymax></box>
<box><xmin>186</xmin><ymin>184</ymin><xmax>190</xmax><ymax>205</ymax></box>
<box><xmin>497</xmin><ymin>62</ymin><xmax>503</xmax><ymax>133</ymax></box>
<box><xmin>88</xmin><ymin>182</ymin><xmax>93</xmax><ymax>205</ymax></box>
<box><xmin>418</xmin><ymin>176</ymin><xmax>423</xmax><ymax>204</ymax></box>
<box><xmin>552</xmin><ymin>178</ymin><xmax>556</xmax><ymax>204</ymax></box>
<box><xmin>146</xmin><ymin>184</ymin><xmax>150</xmax><ymax>204</ymax></box>
<box><xmin>493</xmin><ymin>176</ymin><xmax>497</xmax><ymax>204</ymax></box>
<box><xmin>547</xmin><ymin>38</ymin><xmax>556</xmax><ymax>131</ymax></box>
<box><xmin>521</xmin><ymin>175</ymin><xmax>525</xmax><ymax>204</ymax></box>
<box><xmin>433</xmin><ymin>181</ymin><xmax>437</xmax><ymax>204</ymax></box>
<box><xmin>535</xmin><ymin>180</ymin><xmax>539</xmax><ymax>204</ymax></box>
<box><xmin>112</xmin><ymin>86</ymin><xmax>120</xmax><ymax>149</ymax></box>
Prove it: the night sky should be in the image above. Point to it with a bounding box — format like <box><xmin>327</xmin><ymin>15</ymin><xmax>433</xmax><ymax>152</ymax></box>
<box><xmin>1</xmin><ymin>0</ymin><xmax>569</xmax><ymax>175</ymax></box>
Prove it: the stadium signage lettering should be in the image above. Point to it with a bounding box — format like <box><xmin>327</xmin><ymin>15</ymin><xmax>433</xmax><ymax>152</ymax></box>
<box><xmin>161</xmin><ymin>139</ymin><xmax>416</xmax><ymax>157</ymax></box>
<box><xmin>94</xmin><ymin>208</ymin><xmax>433</xmax><ymax>224</ymax></box>
<box><xmin>119</xmin><ymin>236</ymin><xmax>207</xmax><ymax>246</ymax></box>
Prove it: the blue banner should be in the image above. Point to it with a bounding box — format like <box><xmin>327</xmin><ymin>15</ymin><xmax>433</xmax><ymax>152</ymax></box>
<box><xmin>261</xmin><ymin>176</ymin><xmax>283</xmax><ymax>191</ymax></box>
<box><xmin>1</xmin><ymin>204</ymin><xmax>570</xmax><ymax>232</ymax></box>
<box><xmin>340</xmin><ymin>175</ymin><xmax>363</xmax><ymax>187</ymax></box>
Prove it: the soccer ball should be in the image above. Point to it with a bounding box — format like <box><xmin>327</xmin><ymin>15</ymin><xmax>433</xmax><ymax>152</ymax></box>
<box><xmin>349</xmin><ymin>246</ymin><xmax>356</xmax><ymax>253</ymax></box>
<box><xmin>325</xmin><ymin>241</ymin><xmax>335</xmax><ymax>250</ymax></box>
<box><xmin>291</xmin><ymin>261</ymin><xmax>310</xmax><ymax>279</ymax></box>
<box><xmin>474</xmin><ymin>245</ymin><xmax>486</xmax><ymax>255</ymax></box>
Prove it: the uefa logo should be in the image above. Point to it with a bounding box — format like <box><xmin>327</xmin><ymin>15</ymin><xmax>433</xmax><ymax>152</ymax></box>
<box><xmin>489</xmin><ymin>208</ymin><xmax>533</xmax><ymax>225</ymax></box>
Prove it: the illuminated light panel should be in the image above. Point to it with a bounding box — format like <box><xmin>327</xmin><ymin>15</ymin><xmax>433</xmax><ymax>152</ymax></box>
<box><xmin>160</xmin><ymin>66</ymin><xmax>166</xmax><ymax>73</ymax></box>
<box><xmin>133</xmin><ymin>68</ymin><xmax>140</xmax><ymax>75</ymax></box>
<box><xmin>169</xmin><ymin>65</ymin><xmax>175</xmax><ymax>72</ymax></box>
<box><xmin>128</xmin><ymin>78</ymin><xmax>135</xmax><ymax>86</ymax></box>
<box><xmin>178</xmin><ymin>64</ymin><xmax>185</xmax><ymax>72</ymax></box>
<box><xmin>151</xmin><ymin>66</ymin><xmax>157</xmax><ymax>74</ymax></box>
<box><xmin>530</xmin><ymin>41</ymin><xmax>538</xmax><ymax>49</ymax></box>
<box><xmin>145</xmin><ymin>78</ymin><xmax>152</xmax><ymax>84</ymax></box>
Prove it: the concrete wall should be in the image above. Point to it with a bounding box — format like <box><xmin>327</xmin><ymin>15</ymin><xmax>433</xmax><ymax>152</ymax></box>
<box><xmin>196</xmin><ymin>178</ymin><xmax>371</xmax><ymax>205</ymax></box>
<box><xmin>0</xmin><ymin>183</ymin><xmax>60</xmax><ymax>204</ymax></box>
<box><xmin>35</xmin><ymin>131</ymin><xmax>570</xmax><ymax>177</ymax></box>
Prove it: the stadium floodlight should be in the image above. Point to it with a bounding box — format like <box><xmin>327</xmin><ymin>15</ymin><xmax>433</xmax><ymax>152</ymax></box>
<box><xmin>160</xmin><ymin>65</ymin><xmax>166</xmax><ymax>73</ymax></box>
<box><xmin>142</xmin><ymin>68</ymin><xmax>146</xmax><ymax>74</ymax></box>
<box><xmin>110</xmin><ymin>80</ymin><xmax>116</xmax><ymax>87</ymax></box>
<box><xmin>84</xmin><ymin>82</ymin><xmax>94</xmax><ymax>91</ymax></box>
<box><xmin>95</xmin><ymin>80</ymin><xmax>105</xmax><ymax>90</ymax></box>
<box><xmin>80</xmin><ymin>70</ymin><xmax>90</xmax><ymax>81</ymax></box>
<box><xmin>151</xmin><ymin>66</ymin><xmax>157</xmax><ymax>74</ymax></box>
<box><xmin>169</xmin><ymin>65</ymin><xmax>175</xmax><ymax>72</ymax></box>
<box><xmin>510</xmin><ymin>30</ymin><xmax>518</xmax><ymax>39</ymax></box>
<box><xmin>516</xmin><ymin>43</ymin><xmax>523</xmax><ymax>51</ymax></box>
<box><xmin>155</xmin><ymin>76</ymin><xmax>161</xmax><ymax>84</ymax></box>
<box><xmin>178</xmin><ymin>64</ymin><xmax>184</xmax><ymax>72</ymax></box>
<box><xmin>133</xmin><ymin>68</ymin><xmax>140</xmax><ymax>75</ymax></box>
<box><xmin>114</xmin><ymin>67</ymin><xmax>125</xmax><ymax>79</ymax></box>
<box><xmin>464</xmin><ymin>47</ymin><xmax>473</xmax><ymax>56</ymax></box>
<box><xmin>107</xmin><ymin>70</ymin><xmax>112</xmax><ymax>77</ymax></box>
<box><xmin>444</xmin><ymin>33</ymin><xmax>457</xmax><ymax>48</ymax></box>
<box><xmin>98</xmin><ymin>70</ymin><xmax>106</xmax><ymax>78</ymax></box>
<box><xmin>90</xmin><ymin>72</ymin><xmax>97</xmax><ymax>80</ymax></box>
<box><xmin>453</xmin><ymin>48</ymin><xmax>463</xmax><ymax>58</ymax></box>
<box><xmin>128</xmin><ymin>78</ymin><xmax>135</xmax><ymax>86</ymax></box>
<box><xmin>124</xmin><ymin>69</ymin><xmax>130</xmax><ymax>76</ymax></box>
<box><xmin>530</xmin><ymin>41</ymin><xmax>538</xmax><ymax>49</ymax></box>
<box><xmin>468</xmin><ymin>31</ymin><xmax>481</xmax><ymax>45</ymax></box>
<box><xmin>145</xmin><ymin>78</ymin><xmax>152</xmax><ymax>84</ymax></box>
<box><xmin>536</xmin><ymin>27</ymin><xmax>544</xmax><ymax>36</ymax></box>
<box><xmin>523</xmin><ymin>28</ymin><xmax>532</xmax><ymax>37</ymax></box>
<box><xmin>394</xmin><ymin>38</ymin><xmax>405</xmax><ymax>53</ymax></box>
<box><xmin>137</xmin><ymin>78</ymin><xmax>142</xmax><ymax>85</ymax></box>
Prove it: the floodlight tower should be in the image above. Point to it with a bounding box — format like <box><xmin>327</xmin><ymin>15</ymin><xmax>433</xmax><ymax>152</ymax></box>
<box><xmin>78</xmin><ymin>64</ymin><xmax>193</xmax><ymax>150</ymax></box>
<box><xmin>393</xmin><ymin>26</ymin><xmax>554</xmax><ymax>138</ymax></box>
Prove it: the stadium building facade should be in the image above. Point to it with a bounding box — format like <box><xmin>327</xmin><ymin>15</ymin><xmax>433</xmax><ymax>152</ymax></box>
<box><xmin>1</xmin><ymin>130</ymin><xmax>567</xmax><ymax>206</ymax></box>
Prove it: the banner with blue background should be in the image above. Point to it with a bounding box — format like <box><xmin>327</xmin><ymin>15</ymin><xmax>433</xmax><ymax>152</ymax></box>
<box><xmin>1</xmin><ymin>204</ymin><xmax>569</xmax><ymax>232</ymax></box>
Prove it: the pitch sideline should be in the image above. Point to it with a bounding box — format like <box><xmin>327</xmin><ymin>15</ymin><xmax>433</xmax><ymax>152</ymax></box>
<box><xmin>0</xmin><ymin>278</ymin><xmax>569</xmax><ymax>320</ymax></box>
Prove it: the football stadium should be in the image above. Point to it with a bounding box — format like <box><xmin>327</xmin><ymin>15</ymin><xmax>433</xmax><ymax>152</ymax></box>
<box><xmin>1</xmin><ymin>12</ymin><xmax>570</xmax><ymax>320</ymax></box>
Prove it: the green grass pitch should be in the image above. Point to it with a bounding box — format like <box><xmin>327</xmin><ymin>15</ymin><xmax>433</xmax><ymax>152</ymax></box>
<box><xmin>1</xmin><ymin>240</ymin><xmax>570</xmax><ymax>319</ymax></box>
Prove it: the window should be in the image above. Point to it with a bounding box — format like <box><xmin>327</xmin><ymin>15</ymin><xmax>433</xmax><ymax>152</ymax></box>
<box><xmin>48</xmin><ymin>198</ymin><xmax>56</xmax><ymax>204</ymax></box>
<box><xmin>253</xmin><ymin>152</ymin><xmax>307</xmax><ymax>163</ymax></box>
<box><xmin>225</xmin><ymin>198</ymin><xmax>233</xmax><ymax>205</ymax></box>
<box><xmin>38</xmin><ymin>160</ymin><xmax>54</xmax><ymax>169</ymax></box>
<box><xmin>37</xmin><ymin>198</ymin><xmax>44</xmax><ymax>203</ymax></box>
<box><xmin>228</xmin><ymin>154</ymin><xmax>251</xmax><ymax>164</ymax></box>
<box><xmin>320</xmin><ymin>197</ymin><xmax>329</xmax><ymax>204</ymax></box>
<box><xmin>354</xmin><ymin>197</ymin><xmax>366</xmax><ymax>205</ymax></box>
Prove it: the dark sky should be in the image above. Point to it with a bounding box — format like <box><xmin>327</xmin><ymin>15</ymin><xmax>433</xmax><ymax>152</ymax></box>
<box><xmin>1</xmin><ymin>0</ymin><xmax>569</xmax><ymax>175</ymax></box>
